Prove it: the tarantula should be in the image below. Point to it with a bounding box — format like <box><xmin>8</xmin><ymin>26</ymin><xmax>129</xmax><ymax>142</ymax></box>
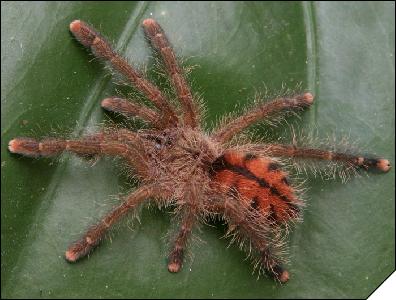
<box><xmin>8</xmin><ymin>18</ymin><xmax>390</xmax><ymax>283</ymax></box>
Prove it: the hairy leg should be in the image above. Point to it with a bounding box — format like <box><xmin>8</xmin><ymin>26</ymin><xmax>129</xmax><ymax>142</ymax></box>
<box><xmin>69</xmin><ymin>20</ymin><xmax>178</xmax><ymax>127</ymax></box>
<box><xmin>101</xmin><ymin>97</ymin><xmax>160</xmax><ymax>127</ymax></box>
<box><xmin>250</xmin><ymin>143</ymin><xmax>391</xmax><ymax>172</ymax></box>
<box><xmin>208</xmin><ymin>199</ymin><xmax>289</xmax><ymax>283</ymax></box>
<box><xmin>167</xmin><ymin>206</ymin><xmax>197</xmax><ymax>273</ymax></box>
<box><xmin>142</xmin><ymin>19</ymin><xmax>199</xmax><ymax>128</ymax></box>
<box><xmin>65</xmin><ymin>185</ymin><xmax>157</xmax><ymax>262</ymax></box>
<box><xmin>8</xmin><ymin>130</ymin><xmax>149</xmax><ymax>175</ymax></box>
<box><xmin>213</xmin><ymin>93</ymin><xmax>314</xmax><ymax>143</ymax></box>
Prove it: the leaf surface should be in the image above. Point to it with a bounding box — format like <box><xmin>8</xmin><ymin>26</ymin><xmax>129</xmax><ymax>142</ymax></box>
<box><xmin>2</xmin><ymin>2</ymin><xmax>394</xmax><ymax>298</ymax></box>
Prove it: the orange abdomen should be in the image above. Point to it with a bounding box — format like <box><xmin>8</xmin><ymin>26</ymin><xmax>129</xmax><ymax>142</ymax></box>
<box><xmin>210</xmin><ymin>151</ymin><xmax>301</xmax><ymax>223</ymax></box>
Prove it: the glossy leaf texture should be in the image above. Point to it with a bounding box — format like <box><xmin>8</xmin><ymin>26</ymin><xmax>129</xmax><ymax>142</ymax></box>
<box><xmin>1</xmin><ymin>2</ymin><xmax>394</xmax><ymax>298</ymax></box>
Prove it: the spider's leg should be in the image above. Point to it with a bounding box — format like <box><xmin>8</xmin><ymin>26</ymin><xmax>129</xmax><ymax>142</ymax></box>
<box><xmin>101</xmin><ymin>97</ymin><xmax>161</xmax><ymax>127</ymax></box>
<box><xmin>65</xmin><ymin>185</ymin><xmax>157</xmax><ymax>262</ymax></box>
<box><xmin>209</xmin><ymin>199</ymin><xmax>289</xmax><ymax>283</ymax></box>
<box><xmin>212</xmin><ymin>93</ymin><xmax>314</xmax><ymax>143</ymax></box>
<box><xmin>8</xmin><ymin>130</ymin><xmax>149</xmax><ymax>176</ymax></box>
<box><xmin>167</xmin><ymin>206</ymin><xmax>197</xmax><ymax>273</ymax></box>
<box><xmin>142</xmin><ymin>19</ymin><xmax>199</xmax><ymax>128</ymax></box>
<box><xmin>69</xmin><ymin>20</ymin><xmax>178</xmax><ymax>127</ymax></box>
<box><xmin>251</xmin><ymin>143</ymin><xmax>391</xmax><ymax>172</ymax></box>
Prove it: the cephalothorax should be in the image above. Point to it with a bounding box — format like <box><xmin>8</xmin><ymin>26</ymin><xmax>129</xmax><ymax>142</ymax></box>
<box><xmin>8</xmin><ymin>18</ymin><xmax>390</xmax><ymax>283</ymax></box>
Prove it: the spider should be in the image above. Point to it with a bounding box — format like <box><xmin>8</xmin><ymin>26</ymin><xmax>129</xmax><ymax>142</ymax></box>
<box><xmin>8</xmin><ymin>18</ymin><xmax>391</xmax><ymax>283</ymax></box>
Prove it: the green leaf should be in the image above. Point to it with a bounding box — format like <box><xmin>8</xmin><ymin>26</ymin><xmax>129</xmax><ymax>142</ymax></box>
<box><xmin>2</xmin><ymin>1</ymin><xmax>394</xmax><ymax>298</ymax></box>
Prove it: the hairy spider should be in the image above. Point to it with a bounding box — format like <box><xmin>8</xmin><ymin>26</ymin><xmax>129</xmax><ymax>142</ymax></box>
<box><xmin>8</xmin><ymin>18</ymin><xmax>391</xmax><ymax>283</ymax></box>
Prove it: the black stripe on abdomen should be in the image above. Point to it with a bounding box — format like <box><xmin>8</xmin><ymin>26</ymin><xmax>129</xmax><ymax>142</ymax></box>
<box><xmin>211</xmin><ymin>155</ymin><xmax>293</xmax><ymax>204</ymax></box>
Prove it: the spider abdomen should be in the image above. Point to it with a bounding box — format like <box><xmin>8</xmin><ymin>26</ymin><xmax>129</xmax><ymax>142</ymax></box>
<box><xmin>210</xmin><ymin>151</ymin><xmax>301</xmax><ymax>223</ymax></box>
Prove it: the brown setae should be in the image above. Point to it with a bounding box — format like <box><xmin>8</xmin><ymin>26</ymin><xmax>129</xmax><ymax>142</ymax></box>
<box><xmin>8</xmin><ymin>18</ymin><xmax>391</xmax><ymax>283</ymax></box>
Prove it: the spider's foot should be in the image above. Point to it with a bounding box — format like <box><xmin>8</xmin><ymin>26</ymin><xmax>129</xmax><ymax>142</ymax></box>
<box><xmin>65</xmin><ymin>249</ymin><xmax>79</xmax><ymax>263</ymax></box>
<box><xmin>8</xmin><ymin>138</ymin><xmax>40</xmax><ymax>157</ymax></box>
<box><xmin>65</xmin><ymin>243</ymin><xmax>88</xmax><ymax>263</ymax></box>
<box><xmin>70</xmin><ymin>20</ymin><xmax>113</xmax><ymax>59</ymax></box>
<box><xmin>9</xmin><ymin>137</ymin><xmax>66</xmax><ymax>157</ymax></box>
<box><xmin>376</xmin><ymin>159</ymin><xmax>391</xmax><ymax>172</ymax></box>
<box><xmin>168</xmin><ymin>262</ymin><xmax>182</xmax><ymax>273</ymax></box>
<box><xmin>302</xmin><ymin>92</ymin><xmax>314</xmax><ymax>105</ymax></box>
<box><xmin>357</xmin><ymin>157</ymin><xmax>391</xmax><ymax>172</ymax></box>
<box><xmin>267</xmin><ymin>264</ymin><xmax>290</xmax><ymax>283</ymax></box>
<box><xmin>167</xmin><ymin>248</ymin><xmax>183</xmax><ymax>273</ymax></box>
<box><xmin>69</xmin><ymin>20</ymin><xmax>95</xmax><ymax>48</ymax></box>
<box><xmin>142</xmin><ymin>18</ymin><xmax>158</xmax><ymax>30</ymax></box>
<box><xmin>65</xmin><ymin>236</ymin><xmax>98</xmax><ymax>263</ymax></box>
<box><xmin>277</xmin><ymin>269</ymin><xmax>290</xmax><ymax>283</ymax></box>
